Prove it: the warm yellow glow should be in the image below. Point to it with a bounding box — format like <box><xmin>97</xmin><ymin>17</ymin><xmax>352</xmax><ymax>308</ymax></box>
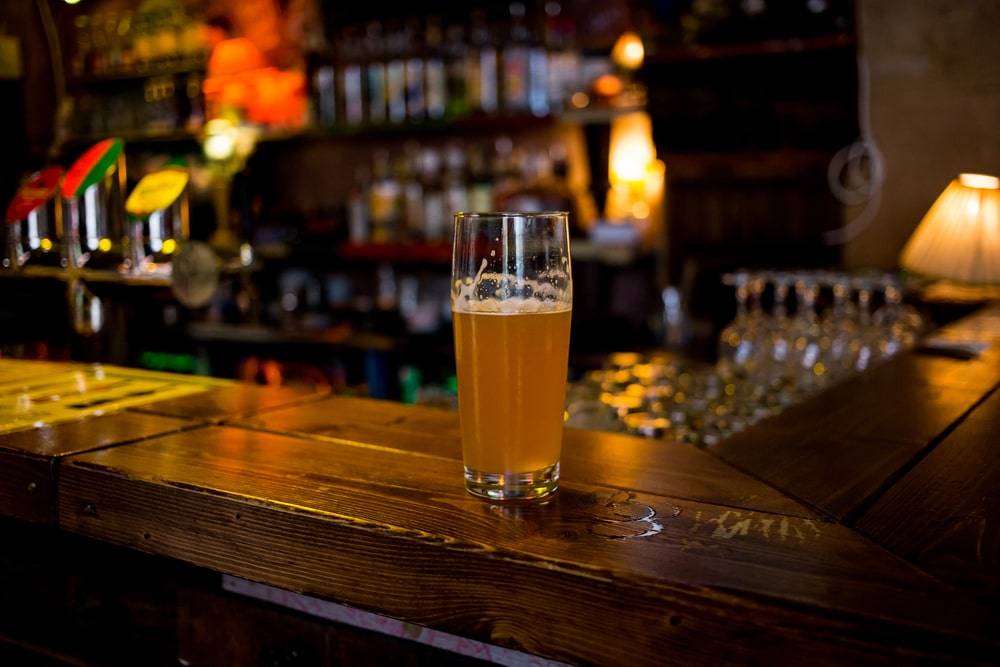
<box><xmin>203</xmin><ymin>118</ymin><xmax>238</xmax><ymax>161</ymax></box>
<box><xmin>97</xmin><ymin>238</ymin><xmax>112</xmax><ymax>252</ymax></box>
<box><xmin>901</xmin><ymin>173</ymin><xmax>1000</xmax><ymax>284</ymax></box>
<box><xmin>609</xmin><ymin>111</ymin><xmax>656</xmax><ymax>185</ymax></box>
<box><xmin>570</xmin><ymin>92</ymin><xmax>589</xmax><ymax>108</ymax></box>
<box><xmin>161</xmin><ymin>238</ymin><xmax>177</xmax><ymax>255</ymax></box>
<box><xmin>593</xmin><ymin>74</ymin><xmax>624</xmax><ymax>98</ymax></box>
<box><xmin>959</xmin><ymin>173</ymin><xmax>1000</xmax><ymax>190</ymax></box>
<box><xmin>612</xmin><ymin>31</ymin><xmax>645</xmax><ymax>70</ymax></box>
<box><xmin>39</xmin><ymin>238</ymin><xmax>52</xmax><ymax>251</ymax></box>
<box><xmin>64</xmin><ymin>0</ymin><xmax>81</xmax><ymax>4</ymax></box>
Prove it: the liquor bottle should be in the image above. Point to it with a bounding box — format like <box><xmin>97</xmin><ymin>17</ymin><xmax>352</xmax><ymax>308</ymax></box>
<box><xmin>502</xmin><ymin>3</ymin><xmax>531</xmax><ymax>112</ymax></box>
<box><xmin>443</xmin><ymin>144</ymin><xmax>468</xmax><ymax>219</ymax></box>
<box><xmin>313</xmin><ymin>66</ymin><xmax>336</xmax><ymax>127</ymax></box>
<box><xmin>347</xmin><ymin>167</ymin><xmax>370</xmax><ymax>244</ymax></box>
<box><xmin>364</xmin><ymin>22</ymin><xmax>387</xmax><ymax>124</ymax></box>
<box><xmin>443</xmin><ymin>23</ymin><xmax>469</xmax><ymax>118</ymax></box>
<box><xmin>419</xmin><ymin>148</ymin><xmax>446</xmax><ymax>242</ymax></box>
<box><xmin>340</xmin><ymin>27</ymin><xmax>365</xmax><ymax>126</ymax></box>
<box><xmin>543</xmin><ymin>1</ymin><xmax>580</xmax><ymax>113</ymax></box>
<box><xmin>369</xmin><ymin>150</ymin><xmax>401</xmax><ymax>242</ymax></box>
<box><xmin>527</xmin><ymin>8</ymin><xmax>550</xmax><ymax>117</ymax></box>
<box><xmin>466</xmin><ymin>144</ymin><xmax>494</xmax><ymax>212</ymax></box>
<box><xmin>468</xmin><ymin>10</ymin><xmax>498</xmax><ymax>114</ymax></box>
<box><xmin>400</xmin><ymin>145</ymin><xmax>424</xmax><ymax>240</ymax></box>
<box><xmin>424</xmin><ymin>17</ymin><xmax>447</xmax><ymax>121</ymax></box>
<box><xmin>404</xmin><ymin>18</ymin><xmax>425</xmax><ymax>121</ymax></box>
<box><xmin>385</xmin><ymin>21</ymin><xmax>407</xmax><ymax>124</ymax></box>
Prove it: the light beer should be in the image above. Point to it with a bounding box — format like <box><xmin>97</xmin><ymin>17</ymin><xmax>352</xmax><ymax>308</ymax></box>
<box><xmin>453</xmin><ymin>307</ymin><xmax>572</xmax><ymax>475</ymax></box>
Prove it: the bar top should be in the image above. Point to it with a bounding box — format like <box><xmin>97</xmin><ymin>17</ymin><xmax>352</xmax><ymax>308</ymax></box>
<box><xmin>2</xmin><ymin>305</ymin><xmax>1000</xmax><ymax>664</ymax></box>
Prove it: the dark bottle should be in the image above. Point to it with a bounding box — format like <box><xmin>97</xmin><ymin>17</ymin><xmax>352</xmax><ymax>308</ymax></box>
<box><xmin>502</xmin><ymin>2</ymin><xmax>531</xmax><ymax>112</ymax></box>
<box><xmin>404</xmin><ymin>18</ymin><xmax>425</xmax><ymax>121</ymax></box>
<box><xmin>340</xmin><ymin>26</ymin><xmax>365</xmax><ymax>126</ymax></box>
<box><xmin>424</xmin><ymin>17</ymin><xmax>447</xmax><ymax>121</ymax></box>
<box><xmin>466</xmin><ymin>144</ymin><xmax>495</xmax><ymax>212</ymax></box>
<box><xmin>400</xmin><ymin>143</ymin><xmax>424</xmax><ymax>240</ymax></box>
<box><xmin>385</xmin><ymin>21</ymin><xmax>407</xmax><ymax>124</ymax></box>
<box><xmin>443</xmin><ymin>144</ymin><xmax>469</xmax><ymax>221</ymax></box>
<box><xmin>364</xmin><ymin>22</ymin><xmax>388</xmax><ymax>125</ymax></box>
<box><xmin>419</xmin><ymin>148</ymin><xmax>446</xmax><ymax>242</ymax></box>
<box><xmin>443</xmin><ymin>23</ymin><xmax>469</xmax><ymax>118</ymax></box>
<box><xmin>468</xmin><ymin>10</ymin><xmax>498</xmax><ymax>114</ymax></box>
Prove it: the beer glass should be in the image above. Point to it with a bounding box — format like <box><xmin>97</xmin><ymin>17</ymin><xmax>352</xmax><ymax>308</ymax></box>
<box><xmin>452</xmin><ymin>212</ymin><xmax>572</xmax><ymax>500</ymax></box>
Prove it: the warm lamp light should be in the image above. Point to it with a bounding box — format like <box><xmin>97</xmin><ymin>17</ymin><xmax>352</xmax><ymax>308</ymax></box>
<box><xmin>900</xmin><ymin>173</ymin><xmax>1000</xmax><ymax>284</ymax></box>
<box><xmin>612</xmin><ymin>32</ymin><xmax>645</xmax><ymax>71</ymax></box>
<box><xmin>609</xmin><ymin>111</ymin><xmax>656</xmax><ymax>185</ymax></box>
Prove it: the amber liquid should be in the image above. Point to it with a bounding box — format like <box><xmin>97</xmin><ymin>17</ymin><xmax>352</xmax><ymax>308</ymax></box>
<box><xmin>453</xmin><ymin>308</ymin><xmax>572</xmax><ymax>474</ymax></box>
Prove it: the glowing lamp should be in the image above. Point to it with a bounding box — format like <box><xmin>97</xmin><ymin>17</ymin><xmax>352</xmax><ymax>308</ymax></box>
<box><xmin>900</xmin><ymin>173</ymin><xmax>1000</xmax><ymax>284</ymax></box>
<box><xmin>612</xmin><ymin>32</ymin><xmax>645</xmax><ymax>71</ymax></box>
<box><xmin>609</xmin><ymin>111</ymin><xmax>656</xmax><ymax>185</ymax></box>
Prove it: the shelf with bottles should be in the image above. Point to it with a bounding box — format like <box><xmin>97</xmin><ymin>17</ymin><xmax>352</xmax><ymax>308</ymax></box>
<box><xmin>66</xmin><ymin>3</ymin><xmax>210</xmax><ymax>83</ymax></box>
<box><xmin>308</xmin><ymin>4</ymin><xmax>621</xmax><ymax>136</ymax></box>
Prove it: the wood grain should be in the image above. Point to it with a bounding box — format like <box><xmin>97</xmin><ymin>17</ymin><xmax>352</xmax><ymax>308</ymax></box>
<box><xmin>57</xmin><ymin>425</ymin><xmax>999</xmax><ymax>664</ymax></box>
<box><xmin>0</xmin><ymin>452</ymin><xmax>53</xmax><ymax>523</ymax></box>
<box><xmin>0</xmin><ymin>411</ymin><xmax>193</xmax><ymax>523</ymax></box>
<box><xmin>233</xmin><ymin>396</ymin><xmax>814</xmax><ymax>518</ymax></box>
<box><xmin>856</xmin><ymin>389</ymin><xmax>1000</xmax><ymax>604</ymax></box>
<box><xmin>129</xmin><ymin>383</ymin><xmax>330</xmax><ymax>421</ymax></box>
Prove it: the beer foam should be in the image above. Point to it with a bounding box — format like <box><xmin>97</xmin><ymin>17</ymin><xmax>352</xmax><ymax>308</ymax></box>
<box><xmin>452</xmin><ymin>259</ymin><xmax>571</xmax><ymax>314</ymax></box>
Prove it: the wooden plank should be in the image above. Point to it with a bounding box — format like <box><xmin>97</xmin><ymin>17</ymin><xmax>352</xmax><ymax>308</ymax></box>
<box><xmin>129</xmin><ymin>383</ymin><xmax>329</xmax><ymax>421</ymax></box>
<box><xmin>233</xmin><ymin>396</ymin><xmax>815</xmax><ymax>518</ymax></box>
<box><xmin>57</xmin><ymin>426</ymin><xmax>999</xmax><ymax>664</ymax></box>
<box><xmin>0</xmin><ymin>452</ymin><xmax>52</xmax><ymax>523</ymax></box>
<box><xmin>0</xmin><ymin>411</ymin><xmax>193</xmax><ymax>523</ymax></box>
<box><xmin>855</xmin><ymin>389</ymin><xmax>1000</xmax><ymax>603</ymax></box>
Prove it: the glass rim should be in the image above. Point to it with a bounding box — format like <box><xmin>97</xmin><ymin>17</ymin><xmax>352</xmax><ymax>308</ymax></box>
<box><xmin>454</xmin><ymin>211</ymin><xmax>569</xmax><ymax>220</ymax></box>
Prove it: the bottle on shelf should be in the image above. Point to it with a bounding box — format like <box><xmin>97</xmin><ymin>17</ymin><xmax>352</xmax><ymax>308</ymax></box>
<box><xmin>364</xmin><ymin>21</ymin><xmax>387</xmax><ymax>125</ymax></box>
<box><xmin>347</xmin><ymin>167</ymin><xmax>370</xmax><ymax>244</ymax></box>
<box><xmin>443</xmin><ymin>23</ymin><xmax>469</xmax><ymax>118</ymax></box>
<box><xmin>543</xmin><ymin>1</ymin><xmax>580</xmax><ymax>113</ymax></box>
<box><xmin>419</xmin><ymin>148</ymin><xmax>446</xmax><ymax>242</ymax></box>
<box><xmin>502</xmin><ymin>2</ymin><xmax>531</xmax><ymax>113</ymax></box>
<box><xmin>385</xmin><ymin>21</ymin><xmax>407</xmax><ymax>124</ymax></box>
<box><xmin>404</xmin><ymin>18</ymin><xmax>425</xmax><ymax>122</ymax></box>
<box><xmin>369</xmin><ymin>150</ymin><xmax>401</xmax><ymax>242</ymax></box>
<box><xmin>313</xmin><ymin>65</ymin><xmax>336</xmax><ymax>127</ymax></box>
<box><xmin>340</xmin><ymin>26</ymin><xmax>365</xmax><ymax>126</ymax></box>
<box><xmin>466</xmin><ymin>144</ymin><xmax>495</xmax><ymax>212</ymax></box>
<box><xmin>400</xmin><ymin>144</ymin><xmax>424</xmax><ymax>240</ymax></box>
<box><xmin>468</xmin><ymin>10</ymin><xmax>498</xmax><ymax>114</ymax></box>
<box><xmin>443</xmin><ymin>144</ymin><xmax>469</xmax><ymax>220</ymax></box>
<box><xmin>424</xmin><ymin>17</ymin><xmax>447</xmax><ymax>121</ymax></box>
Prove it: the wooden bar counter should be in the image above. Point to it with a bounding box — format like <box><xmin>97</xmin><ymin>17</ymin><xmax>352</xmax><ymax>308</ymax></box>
<box><xmin>1</xmin><ymin>306</ymin><xmax>999</xmax><ymax>665</ymax></box>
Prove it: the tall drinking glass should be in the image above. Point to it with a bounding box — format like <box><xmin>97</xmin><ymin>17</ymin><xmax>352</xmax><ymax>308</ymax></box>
<box><xmin>452</xmin><ymin>212</ymin><xmax>572</xmax><ymax>500</ymax></box>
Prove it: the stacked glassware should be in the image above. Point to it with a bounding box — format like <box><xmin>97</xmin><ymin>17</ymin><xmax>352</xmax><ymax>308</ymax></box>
<box><xmin>566</xmin><ymin>270</ymin><xmax>923</xmax><ymax>446</ymax></box>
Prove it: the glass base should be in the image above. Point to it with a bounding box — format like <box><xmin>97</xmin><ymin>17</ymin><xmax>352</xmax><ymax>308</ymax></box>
<box><xmin>464</xmin><ymin>462</ymin><xmax>560</xmax><ymax>501</ymax></box>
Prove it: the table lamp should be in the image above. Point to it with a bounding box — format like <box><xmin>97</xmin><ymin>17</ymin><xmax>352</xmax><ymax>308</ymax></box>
<box><xmin>900</xmin><ymin>173</ymin><xmax>999</xmax><ymax>285</ymax></box>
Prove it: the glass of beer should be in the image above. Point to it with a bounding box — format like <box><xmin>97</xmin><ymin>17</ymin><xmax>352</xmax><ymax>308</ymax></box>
<box><xmin>452</xmin><ymin>212</ymin><xmax>572</xmax><ymax>500</ymax></box>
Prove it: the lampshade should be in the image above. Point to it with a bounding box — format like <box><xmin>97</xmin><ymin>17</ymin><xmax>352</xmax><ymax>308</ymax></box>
<box><xmin>900</xmin><ymin>173</ymin><xmax>1000</xmax><ymax>284</ymax></box>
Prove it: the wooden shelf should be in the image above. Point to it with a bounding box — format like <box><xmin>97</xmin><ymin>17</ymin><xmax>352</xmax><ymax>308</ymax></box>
<box><xmin>647</xmin><ymin>33</ymin><xmax>854</xmax><ymax>65</ymax></box>
<box><xmin>67</xmin><ymin>57</ymin><xmax>207</xmax><ymax>88</ymax></box>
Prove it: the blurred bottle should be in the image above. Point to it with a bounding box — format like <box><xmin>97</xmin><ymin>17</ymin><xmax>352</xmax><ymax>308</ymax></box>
<box><xmin>466</xmin><ymin>144</ymin><xmax>494</xmax><ymax>212</ymax></box>
<box><xmin>364</xmin><ymin>21</ymin><xmax>387</xmax><ymax>124</ymax></box>
<box><xmin>404</xmin><ymin>18</ymin><xmax>425</xmax><ymax>121</ymax></box>
<box><xmin>443</xmin><ymin>144</ymin><xmax>469</xmax><ymax>219</ymax></box>
<box><xmin>313</xmin><ymin>66</ymin><xmax>336</xmax><ymax>127</ymax></box>
<box><xmin>468</xmin><ymin>10</ymin><xmax>498</xmax><ymax>114</ymax></box>
<box><xmin>419</xmin><ymin>148</ymin><xmax>446</xmax><ymax>241</ymax></box>
<box><xmin>444</xmin><ymin>23</ymin><xmax>469</xmax><ymax>118</ymax></box>
<box><xmin>340</xmin><ymin>27</ymin><xmax>365</xmax><ymax>126</ymax></box>
<box><xmin>385</xmin><ymin>21</ymin><xmax>407</xmax><ymax>123</ymax></box>
<box><xmin>369</xmin><ymin>151</ymin><xmax>401</xmax><ymax>242</ymax></box>
<box><xmin>348</xmin><ymin>166</ymin><xmax>370</xmax><ymax>244</ymax></box>
<box><xmin>502</xmin><ymin>2</ymin><xmax>531</xmax><ymax>112</ymax></box>
<box><xmin>424</xmin><ymin>17</ymin><xmax>447</xmax><ymax>120</ymax></box>
<box><xmin>400</xmin><ymin>144</ymin><xmax>424</xmax><ymax>239</ymax></box>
